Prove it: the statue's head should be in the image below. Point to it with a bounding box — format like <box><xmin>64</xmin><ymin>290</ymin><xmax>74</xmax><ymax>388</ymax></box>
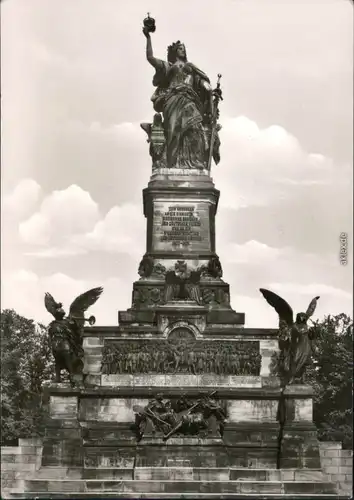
<box><xmin>296</xmin><ymin>312</ymin><xmax>308</xmax><ymax>324</ymax></box>
<box><xmin>167</xmin><ymin>41</ymin><xmax>187</xmax><ymax>63</ymax></box>
<box><xmin>54</xmin><ymin>302</ymin><xmax>65</xmax><ymax>320</ymax></box>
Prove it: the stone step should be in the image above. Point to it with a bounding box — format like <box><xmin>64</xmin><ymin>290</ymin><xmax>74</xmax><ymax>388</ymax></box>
<box><xmin>23</xmin><ymin>467</ymin><xmax>328</xmax><ymax>482</ymax></box>
<box><xmin>133</xmin><ymin>467</ymin><xmax>327</xmax><ymax>482</ymax></box>
<box><xmin>7</xmin><ymin>491</ymin><xmax>346</xmax><ymax>500</ymax></box>
<box><xmin>31</xmin><ymin>467</ymin><xmax>83</xmax><ymax>479</ymax></box>
<box><xmin>21</xmin><ymin>479</ymin><xmax>337</xmax><ymax>495</ymax></box>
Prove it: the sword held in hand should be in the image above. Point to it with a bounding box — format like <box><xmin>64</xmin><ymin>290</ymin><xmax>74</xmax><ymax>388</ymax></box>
<box><xmin>207</xmin><ymin>74</ymin><xmax>223</xmax><ymax>171</ymax></box>
<box><xmin>144</xmin><ymin>407</ymin><xmax>173</xmax><ymax>428</ymax></box>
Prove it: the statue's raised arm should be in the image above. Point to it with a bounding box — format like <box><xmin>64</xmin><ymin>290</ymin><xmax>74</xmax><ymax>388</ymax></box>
<box><xmin>142</xmin><ymin>17</ymin><xmax>164</xmax><ymax>70</ymax></box>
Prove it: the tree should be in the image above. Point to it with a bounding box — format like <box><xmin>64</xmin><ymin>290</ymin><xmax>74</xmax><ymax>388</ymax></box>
<box><xmin>1</xmin><ymin>309</ymin><xmax>54</xmax><ymax>444</ymax></box>
<box><xmin>305</xmin><ymin>313</ymin><xmax>353</xmax><ymax>449</ymax></box>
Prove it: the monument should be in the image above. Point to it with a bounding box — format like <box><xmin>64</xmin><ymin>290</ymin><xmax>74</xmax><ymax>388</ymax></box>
<box><xmin>7</xmin><ymin>14</ymin><xmax>343</xmax><ymax>499</ymax></box>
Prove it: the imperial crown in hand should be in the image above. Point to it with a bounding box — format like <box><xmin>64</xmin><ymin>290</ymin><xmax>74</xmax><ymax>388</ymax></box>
<box><xmin>143</xmin><ymin>13</ymin><xmax>156</xmax><ymax>33</ymax></box>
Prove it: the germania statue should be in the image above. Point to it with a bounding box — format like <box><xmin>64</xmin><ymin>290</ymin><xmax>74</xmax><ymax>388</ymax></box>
<box><xmin>142</xmin><ymin>14</ymin><xmax>222</xmax><ymax>171</ymax></box>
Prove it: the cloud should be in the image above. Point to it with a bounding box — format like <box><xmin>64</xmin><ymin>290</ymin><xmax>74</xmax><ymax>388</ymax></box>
<box><xmin>1</xmin><ymin>269</ymin><xmax>131</xmax><ymax>326</ymax></box>
<box><xmin>74</xmin><ymin>203</ymin><xmax>145</xmax><ymax>256</ymax></box>
<box><xmin>24</xmin><ymin>246</ymin><xmax>87</xmax><ymax>258</ymax></box>
<box><xmin>19</xmin><ymin>184</ymin><xmax>100</xmax><ymax>246</ymax></box>
<box><xmin>19</xmin><ymin>185</ymin><xmax>145</xmax><ymax>259</ymax></box>
<box><xmin>226</xmin><ymin>240</ymin><xmax>283</xmax><ymax>264</ymax></box>
<box><xmin>232</xmin><ymin>295</ymin><xmax>280</xmax><ymax>328</ymax></box>
<box><xmin>2</xmin><ymin>178</ymin><xmax>42</xmax><ymax>220</ymax></box>
<box><xmin>215</xmin><ymin>116</ymin><xmax>339</xmax><ymax>210</ymax></box>
<box><xmin>267</xmin><ymin>282</ymin><xmax>352</xmax><ymax>300</ymax></box>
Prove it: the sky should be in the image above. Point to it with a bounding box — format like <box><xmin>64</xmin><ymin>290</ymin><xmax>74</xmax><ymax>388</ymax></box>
<box><xmin>1</xmin><ymin>0</ymin><xmax>353</xmax><ymax>328</ymax></box>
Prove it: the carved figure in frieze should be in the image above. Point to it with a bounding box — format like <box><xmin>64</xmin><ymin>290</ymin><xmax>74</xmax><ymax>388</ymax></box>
<box><xmin>158</xmin><ymin>350</ymin><xmax>169</xmax><ymax>373</ymax></box>
<box><xmin>163</xmin><ymin>260</ymin><xmax>202</xmax><ymax>304</ymax></box>
<box><xmin>44</xmin><ymin>287</ymin><xmax>103</xmax><ymax>387</ymax></box>
<box><xmin>223</xmin><ymin>292</ymin><xmax>230</xmax><ymax>306</ymax></box>
<box><xmin>260</xmin><ymin>288</ymin><xmax>320</xmax><ymax>385</ymax></box>
<box><xmin>132</xmin><ymin>285</ymin><xmax>163</xmax><ymax>307</ymax></box>
<box><xmin>126</xmin><ymin>352</ymin><xmax>133</xmax><ymax>373</ymax></box>
<box><xmin>162</xmin><ymin>391</ymin><xmax>226</xmax><ymax>441</ymax></box>
<box><xmin>152</xmin><ymin>262</ymin><xmax>167</xmax><ymax>278</ymax></box>
<box><xmin>201</xmin><ymin>287</ymin><xmax>230</xmax><ymax>307</ymax></box>
<box><xmin>133</xmin><ymin>393</ymin><xmax>175</xmax><ymax>439</ymax></box>
<box><xmin>152</xmin><ymin>350</ymin><xmax>159</xmax><ymax>372</ymax></box>
<box><xmin>196</xmin><ymin>350</ymin><xmax>205</xmax><ymax>374</ymax></box>
<box><xmin>116</xmin><ymin>350</ymin><xmax>124</xmax><ymax>373</ymax></box>
<box><xmin>132</xmin><ymin>287</ymin><xmax>149</xmax><ymax>306</ymax></box>
<box><xmin>140</xmin><ymin>113</ymin><xmax>167</xmax><ymax>169</ymax></box>
<box><xmin>174</xmin><ymin>394</ymin><xmax>190</xmax><ymax>413</ymax></box>
<box><xmin>187</xmin><ymin>350</ymin><xmax>197</xmax><ymax>374</ymax></box>
<box><xmin>133</xmin><ymin>392</ymin><xmax>225</xmax><ymax>441</ymax></box>
<box><xmin>150</xmin><ymin>287</ymin><xmax>161</xmax><ymax>303</ymax></box>
<box><xmin>200</xmin><ymin>256</ymin><xmax>223</xmax><ymax>280</ymax></box>
<box><xmin>202</xmin><ymin>393</ymin><xmax>227</xmax><ymax>436</ymax></box>
<box><xmin>172</xmin><ymin>345</ymin><xmax>182</xmax><ymax>372</ymax></box>
<box><xmin>142</xmin><ymin>350</ymin><xmax>150</xmax><ymax>373</ymax></box>
<box><xmin>231</xmin><ymin>353</ymin><xmax>240</xmax><ymax>374</ymax></box>
<box><xmin>138</xmin><ymin>255</ymin><xmax>154</xmax><ymax>278</ymax></box>
<box><xmin>207</xmin><ymin>256</ymin><xmax>223</xmax><ymax>278</ymax></box>
<box><xmin>214</xmin><ymin>350</ymin><xmax>222</xmax><ymax>375</ymax></box>
<box><xmin>206</xmin><ymin>348</ymin><xmax>214</xmax><ymax>372</ymax></box>
<box><xmin>202</xmin><ymin>288</ymin><xmax>215</xmax><ymax>304</ymax></box>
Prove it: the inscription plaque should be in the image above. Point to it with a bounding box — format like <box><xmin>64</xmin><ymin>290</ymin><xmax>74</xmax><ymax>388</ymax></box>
<box><xmin>152</xmin><ymin>201</ymin><xmax>211</xmax><ymax>252</ymax></box>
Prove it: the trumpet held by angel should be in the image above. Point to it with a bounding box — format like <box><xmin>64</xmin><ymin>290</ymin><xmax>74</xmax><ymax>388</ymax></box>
<box><xmin>44</xmin><ymin>287</ymin><xmax>103</xmax><ymax>386</ymax></box>
<box><xmin>259</xmin><ymin>288</ymin><xmax>320</xmax><ymax>384</ymax></box>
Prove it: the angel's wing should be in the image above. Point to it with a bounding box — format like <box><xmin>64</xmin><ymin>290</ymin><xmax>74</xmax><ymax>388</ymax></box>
<box><xmin>259</xmin><ymin>288</ymin><xmax>294</xmax><ymax>326</ymax></box>
<box><xmin>305</xmin><ymin>296</ymin><xmax>320</xmax><ymax>318</ymax></box>
<box><xmin>68</xmin><ymin>287</ymin><xmax>103</xmax><ymax>320</ymax></box>
<box><xmin>44</xmin><ymin>292</ymin><xmax>58</xmax><ymax>318</ymax></box>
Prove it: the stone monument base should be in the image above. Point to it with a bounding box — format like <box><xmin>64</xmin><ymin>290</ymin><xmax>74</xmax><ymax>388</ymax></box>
<box><xmin>2</xmin><ymin>378</ymin><xmax>348</xmax><ymax>500</ymax></box>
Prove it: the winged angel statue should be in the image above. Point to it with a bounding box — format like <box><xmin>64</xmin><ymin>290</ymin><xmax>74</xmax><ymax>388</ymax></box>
<box><xmin>259</xmin><ymin>288</ymin><xmax>320</xmax><ymax>385</ymax></box>
<box><xmin>44</xmin><ymin>287</ymin><xmax>103</xmax><ymax>386</ymax></box>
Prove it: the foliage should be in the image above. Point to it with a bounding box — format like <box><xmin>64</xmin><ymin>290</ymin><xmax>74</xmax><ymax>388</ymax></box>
<box><xmin>0</xmin><ymin>309</ymin><xmax>55</xmax><ymax>444</ymax></box>
<box><xmin>304</xmin><ymin>313</ymin><xmax>353</xmax><ymax>449</ymax></box>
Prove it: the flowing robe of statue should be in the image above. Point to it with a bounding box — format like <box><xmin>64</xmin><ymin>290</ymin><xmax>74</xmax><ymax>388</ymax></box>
<box><xmin>289</xmin><ymin>323</ymin><xmax>314</xmax><ymax>379</ymax></box>
<box><xmin>151</xmin><ymin>60</ymin><xmax>212</xmax><ymax>169</ymax></box>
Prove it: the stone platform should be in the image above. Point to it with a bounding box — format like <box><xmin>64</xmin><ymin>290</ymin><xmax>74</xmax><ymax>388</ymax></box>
<box><xmin>3</xmin><ymin>320</ymin><xmax>344</xmax><ymax>499</ymax></box>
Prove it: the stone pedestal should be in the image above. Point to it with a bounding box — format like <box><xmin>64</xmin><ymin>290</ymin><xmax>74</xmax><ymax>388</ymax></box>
<box><xmin>119</xmin><ymin>171</ymin><xmax>244</xmax><ymax>333</ymax></box>
<box><xmin>41</xmin><ymin>392</ymin><xmax>84</xmax><ymax>468</ymax></box>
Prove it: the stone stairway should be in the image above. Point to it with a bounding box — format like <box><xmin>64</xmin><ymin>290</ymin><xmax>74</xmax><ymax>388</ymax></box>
<box><xmin>4</xmin><ymin>466</ymin><xmax>347</xmax><ymax>499</ymax></box>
